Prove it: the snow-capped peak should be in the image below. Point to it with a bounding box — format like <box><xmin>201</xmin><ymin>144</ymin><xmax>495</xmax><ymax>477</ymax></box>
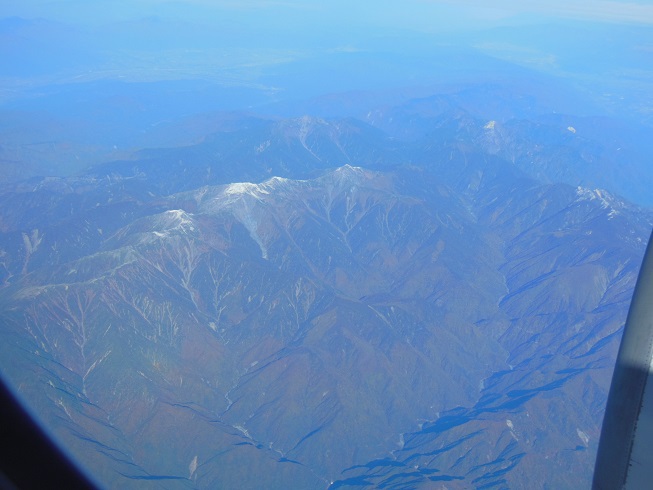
<box><xmin>225</xmin><ymin>182</ymin><xmax>269</xmax><ymax>198</ymax></box>
<box><xmin>150</xmin><ymin>209</ymin><xmax>197</xmax><ymax>237</ymax></box>
<box><xmin>575</xmin><ymin>186</ymin><xmax>621</xmax><ymax>219</ymax></box>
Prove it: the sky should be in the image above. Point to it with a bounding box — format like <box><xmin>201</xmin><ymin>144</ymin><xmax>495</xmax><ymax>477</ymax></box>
<box><xmin>3</xmin><ymin>0</ymin><xmax>653</xmax><ymax>28</ymax></box>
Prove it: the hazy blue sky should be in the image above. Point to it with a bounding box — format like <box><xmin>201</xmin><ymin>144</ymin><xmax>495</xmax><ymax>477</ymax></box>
<box><xmin>3</xmin><ymin>0</ymin><xmax>653</xmax><ymax>28</ymax></box>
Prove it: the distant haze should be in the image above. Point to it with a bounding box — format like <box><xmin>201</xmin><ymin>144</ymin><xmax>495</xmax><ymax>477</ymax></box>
<box><xmin>4</xmin><ymin>0</ymin><xmax>653</xmax><ymax>28</ymax></box>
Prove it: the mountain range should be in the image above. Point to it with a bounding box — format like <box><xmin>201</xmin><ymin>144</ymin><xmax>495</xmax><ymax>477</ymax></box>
<box><xmin>1</xmin><ymin>108</ymin><xmax>651</xmax><ymax>488</ymax></box>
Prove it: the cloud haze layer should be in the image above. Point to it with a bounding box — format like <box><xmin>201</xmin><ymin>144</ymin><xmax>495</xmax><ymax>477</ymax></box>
<box><xmin>426</xmin><ymin>0</ymin><xmax>653</xmax><ymax>24</ymax></box>
<box><xmin>4</xmin><ymin>0</ymin><xmax>653</xmax><ymax>27</ymax></box>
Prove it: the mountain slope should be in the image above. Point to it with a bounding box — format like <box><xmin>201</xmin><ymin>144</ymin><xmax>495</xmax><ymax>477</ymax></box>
<box><xmin>0</xmin><ymin>159</ymin><xmax>650</xmax><ymax>488</ymax></box>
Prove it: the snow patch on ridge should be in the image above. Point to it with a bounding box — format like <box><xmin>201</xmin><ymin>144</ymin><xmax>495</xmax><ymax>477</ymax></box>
<box><xmin>237</xmin><ymin>205</ymin><xmax>268</xmax><ymax>259</ymax></box>
<box><xmin>151</xmin><ymin>209</ymin><xmax>197</xmax><ymax>237</ymax></box>
<box><xmin>326</xmin><ymin>164</ymin><xmax>369</xmax><ymax>188</ymax></box>
<box><xmin>506</xmin><ymin>419</ymin><xmax>518</xmax><ymax>441</ymax></box>
<box><xmin>225</xmin><ymin>182</ymin><xmax>269</xmax><ymax>198</ymax></box>
<box><xmin>575</xmin><ymin>186</ymin><xmax>621</xmax><ymax>219</ymax></box>
<box><xmin>576</xmin><ymin>428</ymin><xmax>589</xmax><ymax>446</ymax></box>
<box><xmin>205</xmin><ymin>176</ymin><xmax>298</xmax><ymax>208</ymax></box>
<box><xmin>192</xmin><ymin>166</ymin><xmax>367</xmax><ymax>214</ymax></box>
<box><xmin>177</xmin><ymin>167</ymin><xmax>376</xmax><ymax>259</ymax></box>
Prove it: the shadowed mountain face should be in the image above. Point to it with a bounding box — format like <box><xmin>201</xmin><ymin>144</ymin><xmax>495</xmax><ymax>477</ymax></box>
<box><xmin>0</xmin><ymin>127</ymin><xmax>650</xmax><ymax>490</ymax></box>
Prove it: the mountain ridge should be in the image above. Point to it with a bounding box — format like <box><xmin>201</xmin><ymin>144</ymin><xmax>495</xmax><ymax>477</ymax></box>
<box><xmin>0</xmin><ymin>157</ymin><xmax>650</xmax><ymax>488</ymax></box>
